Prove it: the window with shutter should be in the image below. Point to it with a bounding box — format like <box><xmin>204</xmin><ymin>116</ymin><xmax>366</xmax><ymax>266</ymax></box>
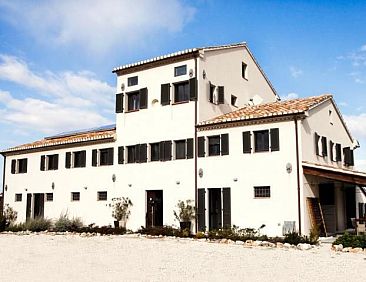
<box><xmin>115</xmin><ymin>93</ymin><xmax>124</xmax><ymax>113</ymax></box>
<box><xmin>197</xmin><ymin>189</ymin><xmax>206</xmax><ymax>232</ymax></box>
<box><xmin>174</xmin><ymin>81</ymin><xmax>189</xmax><ymax>103</ymax></box>
<box><xmin>65</xmin><ymin>152</ymin><xmax>71</xmax><ymax>168</ymax></box>
<box><xmin>134</xmin><ymin>144</ymin><xmax>140</xmax><ymax>163</ymax></box>
<box><xmin>198</xmin><ymin>137</ymin><xmax>205</xmax><ymax>157</ymax></box>
<box><xmin>74</xmin><ymin>151</ymin><xmax>85</xmax><ymax>168</ymax></box>
<box><xmin>139</xmin><ymin>144</ymin><xmax>147</xmax><ymax>163</ymax></box>
<box><xmin>159</xmin><ymin>141</ymin><xmax>165</xmax><ymax>161</ymax></box>
<box><xmin>108</xmin><ymin>148</ymin><xmax>114</xmax><ymax>165</ymax></box>
<box><xmin>186</xmin><ymin>138</ymin><xmax>194</xmax><ymax>159</ymax></box>
<box><xmin>99</xmin><ymin>148</ymin><xmax>113</xmax><ymax>166</ymax></box>
<box><xmin>270</xmin><ymin>128</ymin><xmax>279</xmax><ymax>151</ymax></box>
<box><xmin>127</xmin><ymin>91</ymin><xmax>140</xmax><ymax>111</ymax></box>
<box><xmin>11</xmin><ymin>159</ymin><xmax>16</xmax><ymax>174</ymax></box>
<box><xmin>217</xmin><ymin>86</ymin><xmax>224</xmax><ymax>104</ymax></box>
<box><xmin>47</xmin><ymin>154</ymin><xmax>58</xmax><ymax>170</ymax></box>
<box><xmin>335</xmin><ymin>144</ymin><xmax>342</xmax><ymax>161</ymax></box>
<box><xmin>40</xmin><ymin>155</ymin><xmax>45</xmax><ymax>171</ymax></box>
<box><xmin>223</xmin><ymin>188</ymin><xmax>231</xmax><ymax>229</ymax></box>
<box><xmin>189</xmin><ymin>78</ymin><xmax>197</xmax><ymax>101</ymax></box>
<box><xmin>150</xmin><ymin>143</ymin><xmax>160</xmax><ymax>162</ymax></box>
<box><xmin>118</xmin><ymin>147</ymin><xmax>124</xmax><ymax>164</ymax></box>
<box><xmin>209</xmin><ymin>82</ymin><xmax>215</xmax><ymax>103</ymax></box>
<box><xmin>343</xmin><ymin>147</ymin><xmax>354</xmax><ymax>166</ymax></box>
<box><xmin>164</xmin><ymin>141</ymin><xmax>172</xmax><ymax>161</ymax></box>
<box><xmin>321</xmin><ymin>136</ymin><xmax>327</xmax><ymax>157</ymax></box>
<box><xmin>254</xmin><ymin>130</ymin><xmax>269</xmax><ymax>152</ymax></box>
<box><xmin>92</xmin><ymin>149</ymin><xmax>98</xmax><ymax>167</ymax></box>
<box><xmin>314</xmin><ymin>133</ymin><xmax>320</xmax><ymax>156</ymax></box>
<box><xmin>127</xmin><ymin>146</ymin><xmax>136</xmax><ymax>163</ymax></box>
<box><xmin>208</xmin><ymin>136</ymin><xmax>220</xmax><ymax>156</ymax></box>
<box><xmin>139</xmin><ymin>88</ymin><xmax>148</xmax><ymax>109</ymax></box>
<box><xmin>329</xmin><ymin>141</ymin><xmax>334</xmax><ymax>161</ymax></box>
<box><xmin>15</xmin><ymin>158</ymin><xmax>28</xmax><ymax>173</ymax></box>
<box><xmin>161</xmin><ymin>83</ymin><xmax>171</xmax><ymax>106</ymax></box>
<box><xmin>221</xmin><ymin>134</ymin><xmax>229</xmax><ymax>155</ymax></box>
<box><xmin>175</xmin><ymin>140</ymin><xmax>186</xmax><ymax>160</ymax></box>
<box><xmin>242</xmin><ymin>131</ymin><xmax>251</xmax><ymax>154</ymax></box>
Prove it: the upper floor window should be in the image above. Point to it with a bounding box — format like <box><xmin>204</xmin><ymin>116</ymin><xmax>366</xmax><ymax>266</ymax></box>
<box><xmin>174</xmin><ymin>65</ymin><xmax>187</xmax><ymax>77</ymax></box>
<box><xmin>150</xmin><ymin>143</ymin><xmax>160</xmax><ymax>162</ymax></box>
<box><xmin>231</xmin><ymin>95</ymin><xmax>237</xmax><ymax>106</ymax></box>
<box><xmin>314</xmin><ymin>133</ymin><xmax>327</xmax><ymax>157</ymax></box>
<box><xmin>254</xmin><ymin>130</ymin><xmax>269</xmax><ymax>152</ymax></box>
<box><xmin>127</xmin><ymin>91</ymin><xmax>140</xmax><ymax>111</ymax></box>
<box><xmin>11</xmin><ymin>158</ymin><xmax>28</xmax><ymax>174</ymax></box>
<box><xmin>242</xmin><ymin>62</ymin><xmax>248</xmax><ymax>79</ymax></box>
<box><xmin>174</xmin><ymin>81</ymin><xmax>189</xmax><ymax>103</ymax></box>
<box><xmin>175</xmin><ymin>140</ymin><xmax>186</xmax><ymax>159</ymax></box>
<box><xmin>65</xmin><ymin>151</ymin><xmax>86</xmax><ymax>169</ymax></box>
<box><xmin>208</xmin><ymin>136</ymin><xmax>221</xmax><ymax>156</ymax></box>
<box><xmin>128</xmin><ymin>76</ymin><xmax>138</xmax><ymax>86</ymax></box>
<box><xmin>40</xmin><ymin>154</ymin><xmax>59</xmax><ymax>171</ymax></box>
<box><xmin>243</xmin><ymin>128</ymin><xmax>279</xmax><ymax>154</ymax></box>
<box><xmin>92</xmin><ymin>148</ymin><xmax>114</xmax><ymax>166</ymax></box>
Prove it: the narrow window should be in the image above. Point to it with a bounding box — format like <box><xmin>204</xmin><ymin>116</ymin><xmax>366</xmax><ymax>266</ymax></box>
<box><xmin>242</xmin><ymin>62</ymin><xmax>248</xmax><ymax>79</ymax></box>
<box><xmin>270</xmin><ymin>128</ymin><xmax>280</xmax><ymax>151</ymax></box>
<box><xmin>329</xmin><ymin>110</ymin><xmax>333</xmax><ymax>125</ymax></box>
<box><xmin>209</xmin><ymin>82</ymin><xmax>216</xmax><ymax>103</ymax></box>
<box><xmin>175</xmin><ymin>140</ymin><xmax>186</xmax><ymax>160</ymax></box>
<box><xmin>231</xmin><ymin>95</ymin><xmax>237</xmax><ymax>106</ymax></box>
<box><xmin>115</xmin><ymin>93</ymin><xmax>124</xmax><ymax>113</ymax></box>
<box><xmin>127</xmin><ymin>76</ymin><xmax>138</xmax><ymax>87</ymax></box>
<box><xmin>47</xmin><ymin>154</ymin><xmax>59</xmax><ymax>170</ymax></box>
<box><xmin>314</xmin><ymin>132</ymin><xmax>320</xmax><ymax>156</ymax></box>
<box><xmin>186</xmin><ymin>138</ymin><xmax>194</xmax><ymax>159</ymax></box>
<box><xmin>174</xmin><ymin>81</ymin><xmax>189</xmax><ymax>103</ymax></box>
<box><xmin>254</xmin><ymin>130</ymin><xmax>269</xmax><ymax>152</ymax></box>
<box><xmin>208</xmin><ymin>136</ymin><xmax>221</xmax><ymax>156</ymax></box>
<box><xmin>254</xmin><ymin>186</ymin><xmax>270</xmax><ymax>198</ymax></box>
<box><xmin>321</xmin><ymin>136</ymin><xmax>327</xmax><ymax>157</ymax></box>
<box><xmin>242</xmin><ymin>131</ymin><xmax>251</xmax><ymax>154</ymax></box>
<box><xmin>161</xmin><ymin>84</ymin><xmax>171</xmax><ymax>106</ymax></box>
<box><xmin>73</xmin><ymin>151</ymin><xmax>86</xmax><ymax>168</ymax></box>
<box><xmin>46</xmin><ymin>193</ymin><xmax>53</xmax><ymax>202</ymax></box>
<box><xmin>127</xmin><ymin>146</ymin><xmax>136</xmax><ymax>163</ymax></box>
<box><xmin>343</xmin><ymin>147</ymin><xmax>354</xmax><ymax>166</ymax></box>
<box><xmin>127</xmin><ymin>91</ymin><xmax>140</xmax><ymax>111</ymax></box>
<box><xmin>335</xmin><ymin>143</ymin><xmax>342</xmax><ymax>162</ymax></box>
<box><xmin>97</xmin><ymin>191</ymin><xmax>107</xmax><ymax>201</ymax></box>
<box><xmin>174</xmin><ymin>65</ymin><xmax>187</xmax><ymax>76</ymax></box>
<box><xmin>150</xmin><ymin>143</ymin><xmax>160</xmax><ymax>162</ymax></box>
<box><xmin>15</xmin><ymin>193</ymin><xmax>22</xmax><ymax>202</ymax></box>
<box><xmin>198</xmin><ymin>137</ymin><xmax>205</xmax><ymax>157</ymax></box>
<box><xmin>118</xmin><ymin>147</ymin><xmax>124</xmax><ymax>164</ymax></box>
<box><xmin>71</xmin><ymin>192</ymin><xmax>80</xmax><ymax>201</ymax></box>
<box><xmin>18</xmin><ymin>159</ymin><xmax>28</xmax><ymax>173</ymax></box>
<box><xmin>99</xmin><ymin>148</ymin><xmax>114</xmax><ymax>166</ymax></box>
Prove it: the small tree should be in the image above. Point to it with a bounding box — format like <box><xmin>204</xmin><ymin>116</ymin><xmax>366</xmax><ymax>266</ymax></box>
<box><xmin>111</xmin><ymin>197</ymin><xmax>133</xmax><ymax>221</ymax></box>
<box><xmin>3</xmin><ymin>204</ymin><xmax>17</xmax><ymax>226</ymax></box>
<box><xmin>174</xmin><ymin>200</ymin><xmax>195</xmax><ymax>222</ymax></box>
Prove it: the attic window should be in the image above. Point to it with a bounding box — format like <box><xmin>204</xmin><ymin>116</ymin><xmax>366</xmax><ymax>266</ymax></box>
<box><xmin>174</xmin><ymin>65</ymin><xmax>187</xmax><ymax>77</ymax></box>
<box><xmin>329</xmin><ymin>110</ymin><xmax>333</xmax><ymax>125</ymax></box>
<box><xmin>128</xmin><ymin>76</ymin><xmax>138</xmax><ymax>87</ymax></box>
<box><xmin>242</xmin><ymin>62</ymin><xmax>248</xmax><ymax>79</ymax></box>
<box><xmin>231</xmin><ymin>95</ymin><xmax>237</xmax><ymax>106</ymax></box>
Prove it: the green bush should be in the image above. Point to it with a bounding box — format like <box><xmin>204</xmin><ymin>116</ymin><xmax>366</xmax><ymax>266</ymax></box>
<box><xmin>7</xmin><ymin>217</ymin><xmax>53</xmax><ymax>232</ymax></box>
<box><xmin>283</xmin><ymin>232</ymin><xmax>317</xmax><ymax>245</ymax></box>
<box><xmin>54</xmin><ymin>213</ymin><xmax>83</xmax><ymax>232</ymax></box>
<box><xmin>0</xmin><ymin>205</ymin><xmax>18</xmax><ymax>231</ymax></box>
<box><xmin>79</xmin><ymin>226</ymin><xmax>126</xmax><ymax>235</ymax></box>
<box><xmin>207</xmin><ymin>226</ymin><xmax>268</xmax><ymax>242</ymax></box>
<box><xmin>137</xmin><ymin>226</ymin><xmax>183</xmax><ymax>237</ymax></box>
<box><xmin>333</xmin><ymin>233</ymin><xmax>366</xmax><ymax>248</ymax></box>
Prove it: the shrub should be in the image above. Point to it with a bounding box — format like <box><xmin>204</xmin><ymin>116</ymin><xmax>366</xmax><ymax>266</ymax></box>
<box><xmin>54</xmin><ymin>213</ymin><xmax>83</xmax><ymax>232</ymax></box>
<box><xmin>207</xmin><ymin>226</ymin><xmax>267</xmax><ymax>241</ymax></box>
<box><xmin>173</xmin><ymin>200</ymin><xmax>195</xmax><ymax>222</ymax></box>
<box><xmin>0</xmin><ymin>204</ymin><xmax>18</xmax><ymax>231</ymax></box>
<box><xmin>110</xmin><ymin>197</ymin><xmax>133</xmax><ymax>221</ymax></box>
<box><xmin>79</xmin><ymin>226</ymin><xmax>126</xmax><ymax>235</ymax></box>
<box><xmin>333</xmin><ymin>233</ymin><xmax>366</xmax><ymax>248</ymax></box>
<box><xmin>138</xmin><ymin>226</ymin><xmax>182</xmax><ymax>237</ymax></box>
<box><xmin>283</xmin><ymin>232</ymin><xmax>317</xmax><ymax>245</ymax></box>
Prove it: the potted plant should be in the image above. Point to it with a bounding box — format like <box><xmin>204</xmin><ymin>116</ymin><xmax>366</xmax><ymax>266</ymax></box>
<box><xmin>174</xmin><ymin>199</ymin><xmax>195</xmax><ymax>232</ymax></box>
<box><xmin>111</xmin><ymin>197</ymin><xmax>133</xmax><ymax>228</ymax></box>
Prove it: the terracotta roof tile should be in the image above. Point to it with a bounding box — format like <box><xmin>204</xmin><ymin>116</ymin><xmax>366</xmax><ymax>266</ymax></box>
<box><xmin>1</xmin><ymin>128</ymin><xmax>116</xmax><ymax>154</ymax></box>
<box><xmin>199</xmin><ymin>94</ymin><xmax>332</xmax><ymax>126</ymax></box>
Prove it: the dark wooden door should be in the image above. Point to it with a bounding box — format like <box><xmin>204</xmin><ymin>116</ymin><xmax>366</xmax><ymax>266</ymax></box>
<box><xmin>26</xmin><ymin>193</ymin><xmax>32</xmax><ymax>220</ymax></box>
<box><xmin>345</xmin><ymin>186</ymin><xmax>356</xmax><ymax>228</ymax></box>
<box><xmin>33</xmin><ymin>193</ymin><xmax>44</xmax><ymax>218</ymax></box>
<box><xmin>197</xmin><ymin>189</ymin><xmax>206</xmax><ymax>231</ymax></box>
<box><xmin>209</xmin><ymin>188</ymin><xmax>222</xmax><ymax>230</ymax></box>
<box><xmin>146</xmin><ymin>190</ymin><xmax>163</xmax><ymax>228</ymax></box>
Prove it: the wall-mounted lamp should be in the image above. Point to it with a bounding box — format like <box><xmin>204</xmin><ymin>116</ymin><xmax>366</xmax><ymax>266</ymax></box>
<box><xmin>202</xmin><ymin>70</ymin><xmax>206</xmax><ymax>79</ymax></box>
<box><xmin>4</xmin><ymin>185</ymin><xmax>7</xmax><ymax>191</ymax></box>
<box><xmin>112</xmin><ymin>174</ymin><xmax>116</xmax><ymax>183</ymax></box>
<box><xmin>51</xmin><ymin>182</ymin><xmax>55</xmax><ymax>190</ymax></box>
<box><xmin>128</xmin><ymin>184</ymin><xmax>132</xmax><ymax>187</ymax></box>
<box><xmin>233</xmin><ymin>178</ymin><xmax>238</xmax><ymax>182</ymax></box>
<box><xmin>25</xmin><ymin>188</ymin><xmax>27</xmax><ymax>192</ymax></box>
<box><xmin>176</xmin><ymin>181</ymin><xmax>180</xmax><ymax>185</ymax></box>
<box><xmin>84</xmin><ymin>186</ymin><xmax>88</xmax><ymax>190</ymax></box>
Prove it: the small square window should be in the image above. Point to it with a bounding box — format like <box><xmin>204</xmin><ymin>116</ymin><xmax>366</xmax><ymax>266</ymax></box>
<box><xmin>254</xmin><ymin>186</ymin><xmax>270</xmax><ymax>198</ymax></box>
<box><xmin>174</xmin><ymin>82</ymin><xmax>189</xmax><ymax>103</ymax></box>
<box><xmin>127</xmin><ymin>91</ymin><xmax>140</xmax><ymax>111</ymax></box>
<box><xmin>174</xmin><ymin>65</ymin><xmax>187</xmax><ymax>77</ymax></box>
<box><xmin>175</xmin><ymin>140</ymin><xmax>186</xmax><ymax>159</ymax></box>
<box><xmin>231</xmin><ymin>95</ymin><xmax>237</xmax><ymax>106</ymax></box>
<box><xmin>150</xmin><ymin>143</ymin><xmax>160</xmax><ymax>162</ymax></box>
<box><xmin>15</xmin><ymin>193</ymin><xmax>22</xmax><ymax>202</ymax></box>
<box><xmin>71</xmin><ymin>192</ymin><xmax>80</xmax><ymax>201</ymax></box>
<box><xmin>242</xmin><ymin>62</ymin><xmax>248</xmax><ymax>79</ymax></box>
<box><xmin>208</xmin><ymin>136</ymin><xmax>221</xmax><ymax>156</ymax></box>
<box><xmin>98</xmin><ymin>191</ymin><xmax>107</xmax><ymax>201</ymax></box>
<box><xmin>46</xmin><ymin>193</ymin><xmax>53</xmax><ymax>202</ymax></box>
<box><xmin>254</xmin><ymin>130</ymin><xmax>269</xmax><ymax>152</ymax></box>
<box><xmin>128</xmin><ymin>76</ymin><xmax>138</xmax><ymax>86</ymax></box>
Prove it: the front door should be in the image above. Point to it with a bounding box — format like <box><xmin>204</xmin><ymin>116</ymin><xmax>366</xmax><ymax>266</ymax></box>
<box><xmin>146</xmin><ymin>190</ymin><xmax>163</xmax><ymax>228</ymax></box>
<box><xmin>209</xmin><ymin>188</ymin><xmax>222</xmax><ymax>230</ymax></box>
<box><xmin>33</xmin><ymin>193</ymin><xmax>44</xmax><ymax>218</ymax></box>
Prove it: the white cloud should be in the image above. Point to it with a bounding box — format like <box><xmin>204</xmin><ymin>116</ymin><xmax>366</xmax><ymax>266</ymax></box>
<box><xmin>344</xmin><ymin>113</ymin><xmax>366</xmax><ymax>140</ymax></box>
<box><xmin>355</xmin><ymin>159</ymin><xmax>366</xmax><ymax>172</ymax></box>
<box><xmin>282</xmin><ymin>92</ymin><xmax>299</xmax><ymax>100</ymax></box>
<box><xmin>0</xmin><ymin>0</ymin><xmax>195</xmax><ymax>54</ymax></box>
<box><xmin>289</xmin><ymin>66</ymin><xmax>303</xmax><ymax>78</ymax></box>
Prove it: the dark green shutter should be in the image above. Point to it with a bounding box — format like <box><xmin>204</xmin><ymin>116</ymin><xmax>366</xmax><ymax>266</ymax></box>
<box><xmin>139</xmin><ymin>88</ymin><xmax>148</xmax><ymax>109</ymax></box>
<box><xmin>270</xmin><ymin>128</ymin><xmax>279</xmax><ymax>151</ymax></box>
<box><xmin>218</xmin><ymin>86</ymin><xmax>224</xmax><ymax>104</ymax></box>
<box><xmin>329</xmin><ymin>141</ymin><xmax>334</xmax><ymax>161</ymax></box>
<box><xmin>92</xmin><ymin>149</ymin><xmax>97</xmax><ymax>167</ymax></box>
<box><xmin>223</xmin><ymin>188</ymin><xmax>231</xmax><ymax>229</ymax></box>
<box><xmin>350</xmin><ymin>149</ymin><xmax>354</xmax><ymax>166</ymax></box>
<box><xmin>209</xmin><ymin>82</ymin><xmax>215</xmax><ymax>103</ymax></box>
<box><xmin>40</xmin><ymin>155</ymin><xmax>45</xmax><ymax>171</ymax></box>
<box><xmin>186</xmin><ymin>138</ymin><xmax>194</xmax><ymax>159</ymax></box>
<box><xmin>198</xmin><ymin>137</ymin><xmax>205</xmax><ymax>157</ymax></box>
<box><xmin>116</xmin><ymin>93</ymin><xmax>124</xmax><ymax>113</ymax></box>
<box><xmin>221</xmin><ymin>134</ymin><xmax>229</xmax><ymax>155</ymax></box>
<box><xmin>161</xmin><ymin>84</ymin><xmax>171</xmax><ymax>106</ymax></box>
<box><xmin>189</xmin><ymin>78</ymin><xmax>197</xmax><ymax>101</ymax></box>
<box><xmin>242</xmin><ymin>131</ymin><xmax>251</xmax><ymax>153</ymax></box>
<box><xmin>107</xmin><ymin>148</ymin><xmax>114</xmax><ymax>165</ymax></box>
<box><xmin>24</xmin><ymin>159</ymin><xmax>27</xmax><ymax>173</ymax></box>
<box><xmin>197</xmin><ymin>189</ymin><xmax>206</xmax><ymax>232</ymax></box>
<box><xmin>54</xmin><ymin>154</ymin><xmax>59</xmax><ymax>170</ymax></box>
<box><xmin>140</xmin><ymin>144</ymin><xmax>147</xmax><ymax>163</ymax></box>
<box><xmin>164</xmin><ymin>141</ymin><xmax>172</xmax><ymax>161</ymax></box>
<box><xmin>65</xmin><ymin>152</ymin><xmax>71</xmax><ymax>169</ymax></box>
<box><xmin>80</xmin><ymin>150</ymin><xmax>86</xmax><ymax>167</ymax></box>
<box><xmin>321</xmin><ymin>136</ymin><xmax>327</xmax><ymax>156</ymax></box>
<box><xmin>315</xmin><ymin>133</ymin><xmax>320</xmax><ymax>155</ymax></box>
<box><xmin>118</xmin><ymin>147</ymin><xmax>124</xmax><ymax>164</ymax></box>
<box><xmin>11</xmin><ymin>159</ymin><xmax>16</xmax><ymax>174</ymax></box>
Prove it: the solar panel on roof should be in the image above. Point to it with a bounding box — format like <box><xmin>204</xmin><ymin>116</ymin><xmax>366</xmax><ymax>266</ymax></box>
<box><xmin>45</xmin><ymin>124</ymin><xmax>116</xmax><ymax>140</ymax></box>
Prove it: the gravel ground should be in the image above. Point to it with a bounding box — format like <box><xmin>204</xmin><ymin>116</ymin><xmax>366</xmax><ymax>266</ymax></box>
<box><xmin>0</xmin><ymin>234</ymin><xmax>365</xmax><ymax>282</ymax></box>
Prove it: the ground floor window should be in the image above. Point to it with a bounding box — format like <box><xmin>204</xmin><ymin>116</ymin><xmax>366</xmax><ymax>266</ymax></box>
<box><xmin>46</xmin><ymin>193</ymin><xmax>53</xmax><ymax>202</ymax></box>
<box><xmin>98</xmin><ymin>191</ymin><xmax>107</xmax><ymax>201</ymax></box>
<box><xmin>71</xmin><ymin>192</ymin><xmax>80</xmax><ymax>201</ymax></box>
<box><xmin>15</xmin><ymin>193</ymin><xmax>22</xmax><ymax>202</ymax></box>
<box><xmin>254</xmin><ymin>186</ymin><xmax>271</xmax><ymax>198</ymax></box>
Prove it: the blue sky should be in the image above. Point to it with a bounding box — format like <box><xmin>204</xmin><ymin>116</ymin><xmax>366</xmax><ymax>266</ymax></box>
<box><xmin>0</xmin><ymin>0</ymin><xmax>366</xmax><ymax>188</ymax></box>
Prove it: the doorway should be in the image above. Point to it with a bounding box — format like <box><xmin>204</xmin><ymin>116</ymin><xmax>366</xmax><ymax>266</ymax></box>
<box><xmin>26</xmin><ymin>193</ymin><xmax>32</xmax><ymax>220</ymax></box>
<box><xmin>345</xmin><ymin>186</ymin><xmax>356</xmax><ymax>228</ymax></box>
<box><xmin>33</xmin><ymin>193</ymin><xmax>44</xmax><ymax>218</ymax></box>
<box><xmin>146</xmin><ymin>190</ymin><xmax>163</xmax><ymax>228</ymax></box>
<box><xmin>209</xmin><ymin>188</ymin><xmax>222</xmax><ymax>230</ymax></box>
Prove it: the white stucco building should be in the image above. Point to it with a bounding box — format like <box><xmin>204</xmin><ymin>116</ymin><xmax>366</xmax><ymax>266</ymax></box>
<box><xmin>1</xmin><ymin>42</ymin><xmax>366</xmax><ymax>236</ymax></box>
